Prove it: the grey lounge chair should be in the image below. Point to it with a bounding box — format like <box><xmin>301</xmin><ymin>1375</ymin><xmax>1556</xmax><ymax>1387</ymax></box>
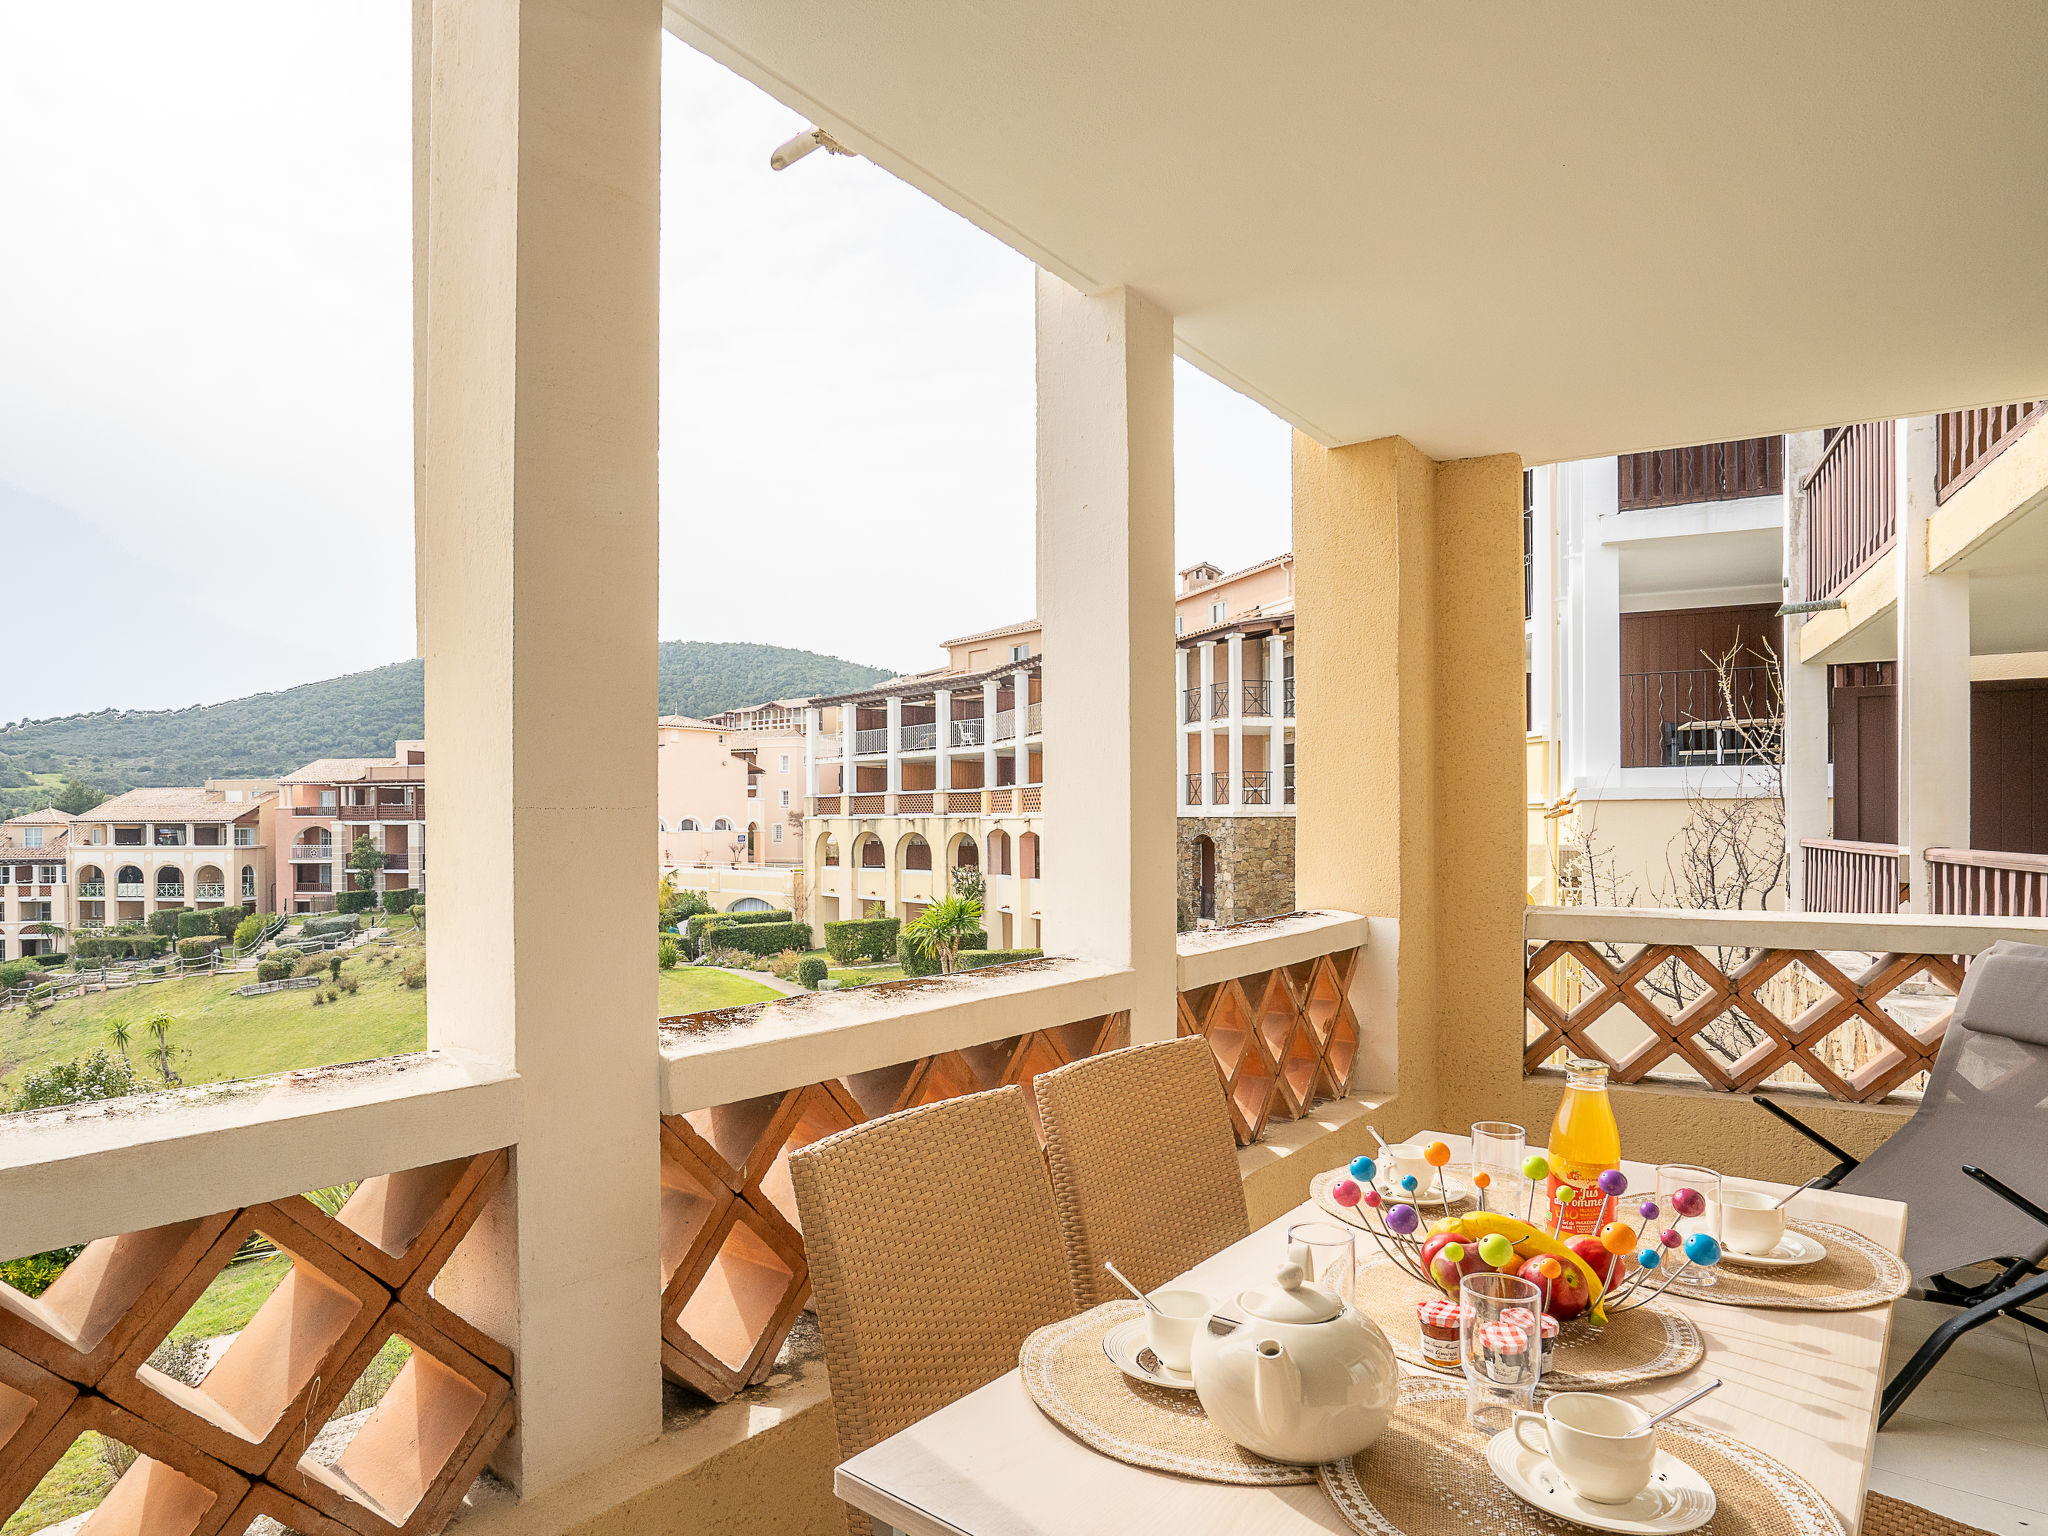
<box><xmin>1756</xmin><ymin>938</ymin><xmax>2048</xmax><ymax>1427</ymax></box>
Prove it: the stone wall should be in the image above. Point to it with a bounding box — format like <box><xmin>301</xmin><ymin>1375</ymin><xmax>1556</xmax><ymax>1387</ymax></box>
<box><xmin>1177</xmin><ymin>816</ymin><xmax>1296</xmax><ymax>928</ymax></box>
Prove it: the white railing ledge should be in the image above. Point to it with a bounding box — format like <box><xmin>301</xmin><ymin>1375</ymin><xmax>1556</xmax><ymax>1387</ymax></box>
<box><xmin>659</xmin><ymin>958</ymin><xmax>1134</xmax><ymax>1114</ymax></box>
<box><xmin>0</xmin><ymin>1050</ymin><xmax>520</xmax><ymax>1257</ymax></box>
<box><xmin>1527</xmin><ymin>904</ymin><xmax>2048</xmax><ymax>954</ymax></box>
<box><xmin>1176</xmin><ymin>910</ymin><xmax>1368</xmax><ymax>992</ymax></box>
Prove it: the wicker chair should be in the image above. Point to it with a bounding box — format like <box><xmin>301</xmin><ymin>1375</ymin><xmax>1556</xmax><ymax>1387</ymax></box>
<box><xmin>790</xmin><ymin>1084</ymin><xmax>1073</xmax><ymax>1536</ymax></box>
<box><xmin>1035</xmin><ymin>1034</ymin><xmax>1250</xmax><ymax>1309</ymax></box>
<box><xmin>1863</xmin><ymin>1493</ymin><xmax>1998</xmax><ymax>1536</ymax></box>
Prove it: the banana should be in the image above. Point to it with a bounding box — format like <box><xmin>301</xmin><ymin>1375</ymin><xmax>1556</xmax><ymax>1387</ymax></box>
<box><xmin>1425</xmin><ymin>1211</ymin><xmax>1610</xmax><ymax>1323</ymax></box>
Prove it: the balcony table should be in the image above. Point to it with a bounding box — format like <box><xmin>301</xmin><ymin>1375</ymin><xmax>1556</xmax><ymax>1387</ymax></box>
<box><xmin>836</xmin><ymin>1131</ymin><xmax>1905</xmax><ymax>1536</ymax></box>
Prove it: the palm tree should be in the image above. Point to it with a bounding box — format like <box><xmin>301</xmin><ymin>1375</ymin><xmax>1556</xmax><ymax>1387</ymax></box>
<box><xmin>144</xmin><ymin>1009</ymin><xmax>178</xmax><ymax>1086</ymax></box>
<box><xmin>901</xmin><ymin>894</ymin><xmax>985</xmax><ymax>976</ymax></box>
<box><xmin>106</xmin><ymin>1017</ymin><xmax>132</xmax><ymax>1063</ymax></box>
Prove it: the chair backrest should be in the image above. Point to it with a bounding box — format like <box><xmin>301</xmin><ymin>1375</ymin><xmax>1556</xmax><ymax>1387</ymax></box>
<box><xmin>790</xmin><ymin>1084</ymin><xmax>1073</xmax><ymax>1501</ymax></box>
<box><xmin>1841</xmin><ymin>940</ymin><xmax>2048</xmax><ymax>1278</ymax></box>
<box><xmin>1034</xmin><ymin>1035</ymin><xmax>1250</xmax><ymax>1308</ymax></box>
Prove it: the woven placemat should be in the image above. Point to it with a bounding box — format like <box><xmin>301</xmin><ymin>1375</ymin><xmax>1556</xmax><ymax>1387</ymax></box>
<box><xmin>1356</xmin><ymin>1256</ymin><xmax>1702</xmax><ymax>1391</ymax></box>
<box><xmin>1313</xmin><ymin>1166</ymin><xmax>1479</xmax><ymax>1222</ymax></box>
<box><xmin>1018</xmin><ymin>1300</ymin><xmax>1316</xmax><ymax>1486</ymax></box>
<box><xmin>1696</xmin><ymin>1222</ymin><xmax>1909</xmax><ymax>1311</ymax></box>
<box><xmin>1321</xmin><ymin>1378</ymin><xmax>1847</xmax><ymax>1536</ymax></box>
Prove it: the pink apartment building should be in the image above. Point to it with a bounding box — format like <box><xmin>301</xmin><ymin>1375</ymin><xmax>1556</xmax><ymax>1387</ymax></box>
<box><xmin>274</xmin><ymin>741</ymin><xmax>426</xmax><ymax>914</ymax></box>
<box><xmin>656</xmin><ymin>715</ymin><xmax>807</xmax><ymax>871</ymax></box>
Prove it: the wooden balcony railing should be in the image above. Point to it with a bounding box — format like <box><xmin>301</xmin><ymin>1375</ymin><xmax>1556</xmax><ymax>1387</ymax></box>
<box><xmin>1617</xmin><ymin>436</ymin><xmax>1784</xmax><ymax>511</ymax></box>
<box><xmin>812</xmin><ymin>794</ymin><xmax>841</xmax><ymax>814</ymax></box>
<box><xmin>1521</xmin><ymin>906</ymin><xmax>2048</xmax><ymax>1104</ymax></box>
<box><xmin>897</xmin><ymin>792</ymin><xmax>933</xmax><ymax>813</ymax></box>
<box><xmin>1801</xmin><ymin>839</ymin><xmax>1904</xmax><ymax>913</ymax></box>
<box><xmin>1936</xmin><ymin>401</ymin><xmax>2045</xmax><ymax>503</ymax></box>
<box><xmin>1805</xmin><ymin>422</ymin><xmax>1895</xmax><ymax>599</ymax></box>
<box><xmin>1927</xmin><ymin>845</ymin><xmax>2048</xmax><ymax>917</ymax></box>
<box><xmin>1619</xmin><ymin>665</ymin><xmax>1778</xmax><ymax>768</ymax></box>
<box><xmin>849</xmin><ymin>794</ymin><xmax>885</xmax><ymax>814</ymax></box>
<box><xmin>945</xmin><ymin>790</ymin><xmax>984</xmax><ymax>814</ymax></box>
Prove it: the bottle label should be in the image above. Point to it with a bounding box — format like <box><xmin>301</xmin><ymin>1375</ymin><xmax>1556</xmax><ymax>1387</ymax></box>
<box><xmin>1546</xmin><ymin>1165</ymin><xmax>1615</xmax><ymax>1238</ymax></box>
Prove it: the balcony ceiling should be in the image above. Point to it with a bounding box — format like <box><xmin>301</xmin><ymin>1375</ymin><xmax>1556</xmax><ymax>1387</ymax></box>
<box><xmin>664</xmin><ymin>0</ymin><xmax>2048</xmax><ymax>466</ymax></box>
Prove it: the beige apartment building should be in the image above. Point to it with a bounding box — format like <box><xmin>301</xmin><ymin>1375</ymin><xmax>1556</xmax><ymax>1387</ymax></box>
<box><xmin>67</xmin><ymin>786</ymin><xmax>276</xmax><ymax>926</ymax></box>
<box><xmin>0</xmin><ymin>808</ymin><xmax>74</xmax><ymax>958</ymax></box>
<box><xmin>275</xmin><ymin>742</ymin><xmax>425</xmax><ymax>914</ymax></box>
<box><xmin>655</xmin><ymin>713</ymin><xmax>806</xmax><ymax>914</ymax></box>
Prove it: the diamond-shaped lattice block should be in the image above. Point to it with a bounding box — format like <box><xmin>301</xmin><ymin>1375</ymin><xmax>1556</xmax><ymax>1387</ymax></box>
<box><xmin>265</xmin><ymin>1306</ymin><xmax>512</xmax><ymax>1536</ymax></box>
<box><xmin>663</xmin><ymin>1200</ymin><xmax>809</xmax><ymax>1399</ymax></box>
<box><xmin>0</xmin><ymin>1394</ymin><xmax>249</xmax><ymax>1536</ymax></box>
<box><xmin>389</xmin><ymin>1153</ymin><xmax>514</xmax><ymax>1378</ymax></box>
<box><xmin>101</xmin><ymin>1210</ymin><xmax>386</xmax><ymax>1474</ymax></box>
<box><xmin>0</xmin><ymin>1344</ymin><xmax>77</xmax><ymax>1489</ymax></box>
<box><xmin>270</xmin><ymin>1153</ymin><xmax>504</xmax><ymax>1289</ymax></box>
<box><xmin>0</xmin><ymin>1215</ymin><xmax>236</xmax><ymax>1387</ymax></box>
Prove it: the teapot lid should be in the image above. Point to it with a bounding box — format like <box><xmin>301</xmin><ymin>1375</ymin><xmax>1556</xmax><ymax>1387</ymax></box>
<box><xmin>1239</xmin><ymin>1242</ymin><xmax>1344</xmax><ymax>1325</ymax></box>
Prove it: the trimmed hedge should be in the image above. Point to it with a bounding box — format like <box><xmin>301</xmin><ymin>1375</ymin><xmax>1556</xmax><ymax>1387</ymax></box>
<box><xmin>336</xmin><ymin>890</ymin><xmax>380</xmax><ymax>914</ymax></box>
<box><xmin>147</xmin><ymin>908</ymin><xmax>186</xmax><ymax>938</ymax></box>
<box><xmin>176</xmin><ymin>936</ymin><xmax>225</xmax><ymax>960</ymax></box>
<box><xmin>955</xmin><ymin>948</ymin><xmax>1044</xmax><ymax>972</ymax></box>
<box><xmin>796</xmin><ymin>955</ymin><xmax>828</xmax><ymax>990</ymax></box>
<box><xmin>33</xmin><ymin>954</ymin><xmax>67</xmax><ymax>968</ymax></box>
<box><xmin>713</xmin><ymin>921</ymin><xmax>811</xmax><ymax>957</ymax></box>
<box><xmin>176</xmin><ymin>909</ymin><xmax>241</xmax><ymax>940</ymax></box>
<box><xmin>382</xmin><ymin>888</ymin><xmax>415</xmax><ymax>913</ymax></box>
<box><xmin>74</xmin><ymin>934</ymin><xmax>170</xmax><ymax>961</ymax></box>
<box><xmin>682</xmin><ymin>909</ymin><xmax>793</xmax><ymax>947</ymax></box>
<box><xmin>824</xmin><ymin>918</ymin><xmax>900</xmax><ymax>965</ymax></box>
<box><xmin>895</xmin><ymin>929</ymin><xmax>989</xmax><ymax>979</ymax></box>
<box><xmin>255</xmin><ymin>956</ymin><xmax>294</xmax><ymax>983</ymax></box>
<box><xmin>303</xmin><ymin>913</ymin><xmax>360</xmax><ymax>938</ymax></box>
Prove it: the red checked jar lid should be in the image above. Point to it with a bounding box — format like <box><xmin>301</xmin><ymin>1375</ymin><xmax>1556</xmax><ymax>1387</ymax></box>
<box><xmin>1416</xmin><ymin>1299</ymin><xmax>1473</xmax><ymax>1329</ymax></box>
<box><xmin>1477</xmin><ymin>1321</ymin><xmax>1531</xmax><ymax>1353</ymax></box>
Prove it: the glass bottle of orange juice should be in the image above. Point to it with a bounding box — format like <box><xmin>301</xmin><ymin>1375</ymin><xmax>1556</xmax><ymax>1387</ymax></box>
<box><xmin>1547</xmin><ymin>1058</ymin><xmax>1621</xmax><ymax>1237</ymax></box>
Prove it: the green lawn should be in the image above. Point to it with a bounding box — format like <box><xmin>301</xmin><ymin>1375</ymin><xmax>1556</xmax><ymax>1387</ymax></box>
<box><xmin>170</xmin><ymin>1253</ymin><xmax>289</xmax><ymax>1338</ymax></box>
<box><xmin>0</xmin><ymin>934</ymin><xmax>429</xmax><ymax>1101</ymax></box>
<box><xmin>657</xmin><ymin>967</ymin><xmax>780</xmax><ymax>1014</ymax></box>
<box><xmin>5</xmin><ymin>1433</ymin><xmax>112</xmax><ymax>1536</ymax></box>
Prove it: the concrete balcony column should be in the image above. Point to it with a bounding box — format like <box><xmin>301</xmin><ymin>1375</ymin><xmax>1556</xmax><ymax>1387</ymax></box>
<box><xmin>1197</xmin><ymin>641</ymin><xmax>1216</xmax><ymax>805</ymax></box>
<box><xmin>1035</xmin><ymin>271</ymin><xmax>1175</xmax><ymax>1042</ymax></box>
<box><xmin>885</xmin><ymin>694</ymin><xmax>903</xmax><ymax>796</ymax></box>
<box><xmin>1896</xmin><ymin>415</ymin><xmax>1969</xmax><ymax>911</ymax></box>
<box><xmin>1175</xmin><ymin>646</ymin><xmax>1191</xmax><ymax>812</ymax></box>
<box><xmin>803</xmin><ymin>706</ymin><xmax>821</xmax><ymax>799</ymax></box>
<box><xmin>1781</xmin><ymin>430</ymin><xmax>1830</xmax><ymax>909</ymax></box>
<box><xmin>419</xmin><ymin>0</ymin><xmax>660</xmax><ymax>1493</ymax></box>
<box><xmin>1294</xmin><ymin>433</ymin><xmax>1522</xmax><ymax>1137</ymax></box>
<box><xmin>981</xmin><ymin>676</ymin><xmax>1000</xmax><ymax>794</ymax></box>
<box><xmin>934</xmin><ymin>686</ymin><xmax>953</xmax><ymax>795</ymax></box>
<box><xmin>840</xmin><ymin>704</ymin><xmax>856</xmax><ymax>802</ymax></box>
<box><xmin>1226</xmin><ymin>631</ymin><xmax>1245</xmax><ymax>809</ymax></box>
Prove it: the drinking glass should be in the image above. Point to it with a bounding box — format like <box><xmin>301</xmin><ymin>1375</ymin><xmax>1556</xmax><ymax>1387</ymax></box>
<box><xmin>1286</xmin><ymin>1220</ymin><xmax>1356</xmax><ymax>1308</ymax></box>
<box><xmin>1654</xmin><ymin>1163</ymin><xmax>1721</xmax><ymax>1288</ymax></box>
<box><xmin>1469</xmin><ymin>1120</ymin><xmax>1527</xmax><ymax>1216</ymax></box>
<box><xmin>1460</xmin><ymin>1271</ymin><xmax>1543</xmax><ymax>1431</ymax></box>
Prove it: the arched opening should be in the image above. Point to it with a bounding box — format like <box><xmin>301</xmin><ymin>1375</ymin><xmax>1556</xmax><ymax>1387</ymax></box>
<box><xmin>193</xmin><ymin>865</ymin><xmax>225</xmax><ymax>904</ymax></box>
<box><xmin>241</xmin><ymin>865</ymin><xmax>257</xmax><ymax>904</ymax></box>
<box><xmin>953</xmin><ymin>835</ymin><xmax>979</xmax><ymax>871</ymax></box>
<box><xmin>658</xmin><ymin>817</ymin><xmax>668</xmax><ymax>833</ymax></box>
<box><xmin>1194</xmin><ymin>835</ymin><xmax>1217</xmax><ymax>921</ymax></box>
<box><xmin>76</xmin><ymin>864</ymin><xmax>104</xmax><ymax>894</ymax></box>
<box><xmin>903</xmin><ymin>834</ymin><xmax>932</xmax><ymax>872</ymax></box>
<box><xmin>987</xmin><ymin>829</ymin><xmax>1011</xmax><ymax>876</ymax></box>
<box><xmin>745</xmin><ymin>822</ymin><xmax>759</xmax><ymax>864</ymax></box>
<box><xmin>728</xmin><ymin>897</ymin><xmax>773</xmax><ymax>913</ymax></box>
<box><xmin>1018</xmin><ymin>832</ymin><xmax>1040</xmax><ymax>881</ymax></box>
<box><xmin>713</xmin><ymin>818</ymin><xmax>733</xmax><ymax>832</ymax></box>
<box><xmin>821</xmin><ymin>834</ymin><xmax>841</xmax><ymax>867</ymax></box>
<box><xmin>858</xmin><ymin>834</ymin><xmax>885</xmax><ymax>869</ymax></box>
<box><xmin>679</xmin><ymin>818</ymin><xmax>701</xmax><ymax>832</ymax></box>
<box><xmin>155</xmin><ymin>867</ymin><xmax>185</xmax><ymax>899</ymax></box>
<box><xmin>117</xmin><ymin>865</ymin><xmax>143</xmax><ymax>890</ymax></box>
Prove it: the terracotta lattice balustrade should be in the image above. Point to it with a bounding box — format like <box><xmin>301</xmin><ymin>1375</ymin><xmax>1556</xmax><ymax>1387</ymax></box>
<box><xmin>1176</xmin><ymin>948</ymin><xmax>1364</xmax><ymax>1145</ymax></box>
<box><xmin>1524</xmin><ymin>940</ymin><xmax>1965</xmax><ymax>1102</ymax></box>
<box><xmin>656</xmin><ymin>1012</ymin><xmax>1131</xmax><ymax>1401</ymax></box>
<box><xmin>0</xmin><ymin>1150</ymin><xmax>513</xmax><ymax>1536</ymax></box>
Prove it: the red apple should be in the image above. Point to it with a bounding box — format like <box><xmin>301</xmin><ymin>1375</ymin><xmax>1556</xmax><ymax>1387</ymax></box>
<box><xmin>1567</xmin><ymin>1234</ymin><xmax>1622</xmax><ymax>1292</ymax></box>
<box><xmin>1518</xmin><ymin>1255</ymin><xmax>1589</xmax><ymax>1322</ymax></box>
<box><xmin>1421</xmin><ymin>1232</ymin><xmax>1488</xmax><ymax>1294</ymax></box>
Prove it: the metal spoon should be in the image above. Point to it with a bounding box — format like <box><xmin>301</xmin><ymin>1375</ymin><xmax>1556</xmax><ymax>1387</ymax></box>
<box><xmin>1771</xmin><ymin>1177</ymin><xmax>1825</xmax><ymax>1211</ymax></box>
<box><xmin>1639</xmin><ymin>1378</ymin><xmax>1722</xmax><ymax>1431</ymax></box>
<box><xmin>1103</xmin><ymin>1260</ymin><xmax>1160</xmax><ymax>1314</ymax></box>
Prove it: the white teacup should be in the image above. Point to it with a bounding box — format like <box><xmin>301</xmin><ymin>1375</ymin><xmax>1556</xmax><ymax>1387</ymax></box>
<box><xmin>1146</xmin><ymin>1289</ymin><xmax>1210</xmax><ymax>1373</ymax></box>
<box><xmin>1381</xmin><ymin>1143</ymin><xmax>1433</xmax><ymax>1190</ymax></box>
<box><xmin>1513</xmin><ymin>1393</ymin><xmax>1656</xmax><ymax>1505</ymax></box>
<box><xmin>1717</xmin><ymin>1187</ymin><xmax>1786</xmax><ymax>1256</ymax></box>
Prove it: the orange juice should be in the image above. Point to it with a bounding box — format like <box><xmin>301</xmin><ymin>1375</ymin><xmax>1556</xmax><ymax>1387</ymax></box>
<box><xmin>1546</xmin><ymin>1059</ymin><xmax>1621</xmax><ymax>1237</ymax></box>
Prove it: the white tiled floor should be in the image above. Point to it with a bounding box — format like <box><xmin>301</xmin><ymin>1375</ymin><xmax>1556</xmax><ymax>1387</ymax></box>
<box><xmin>1868</xmin><ymin>1296</ymin><xmax>2048</xmax><ymax>1535</ymax></box>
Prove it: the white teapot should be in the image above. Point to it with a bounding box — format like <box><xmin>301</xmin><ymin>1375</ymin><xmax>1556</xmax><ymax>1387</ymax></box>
<box><xmin>1190</xmin><ymin>1242</ymin><xmax>1397</xmax><ymax>1465</ymax></box>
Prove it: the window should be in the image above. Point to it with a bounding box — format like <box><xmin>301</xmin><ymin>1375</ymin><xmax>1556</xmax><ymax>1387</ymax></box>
<box><xmin>859</xmin><ymin>837</ymin><xmax>885</xmax><ymax>869</ymax></box>
<box><xmin>658</xmin><ymin>818</ymin><xmax>667</xmax><ymax>832</ymax></box>
<box><xmin>713</xmin><ymin>818</ymin><xmax>733</xmax><ymax>832</ymax></box>
<box><xmin>39</xmin><ymin>865</ymin><xmax>62</xmax><ymax>885</ymax></box>
<box><xmin>241</xmin><ymin>866</ymin><xmax>256</xmax><ymax>901</ymax></box>
<box><xmin>904</xmin><ymin>834</ymin><xmax>931</xmax><ymax>871</ymax></box>
<box><xmin>1210</xmin><ymin>601</ymin><xmax>1226</xmax><ymax>624</ymax></box>
<box><xmin>778</xmin><ymin>754</ymin><xmax>790</xmax><ymax>773</ymax></box>
<box><xmin>778</xmin><ymin>789</ymin><xmax>790</xmax><ymax>808</ymax></box>
<box><xmin>771</xmin><ymin>823</ymin><xmax>784</xmax><ymax>843</ymax></box>
<box><xmin>679</xmin><ymin>818</ymin><xmax>700</xmax><ymax>832</ymax></box>
<box><xmin>1010</xmin><ymin>642</ymin><xmax>1030</xmax><ymax>662</ymax></box>
<box><xmin>1174</xmin><ymin>616</ymin><xmax>1184</xmax><ymax>636</ymax></box>
<box><xmin>21</xmin><ymin>828</ymin><xmax>41</xmax><ymax>849</ymax></box>
<box><xmin>234</xmin><ymin>826</ymin><xmax>257</xmax><ymax>846</ymax></box>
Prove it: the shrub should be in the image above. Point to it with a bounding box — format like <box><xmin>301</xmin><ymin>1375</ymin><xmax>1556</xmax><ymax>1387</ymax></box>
<box><xmin>797</xmin><ymin>955</ymin><xmax>828</xmax><ymax>990</ymax></box>
<box><xmin>8</xmin><ymin>1049</ymin><xmax>139</xmax><ymax>1113</ymax></box>
<box><xmin>766</xmin><ymin>949</ymin><xmax>806</xmax><ymax>981</ymax></box>
<box><xmin>175</xmin><ymin>910</ymin><xmax>209</xmax><ymax>939</ymax></box>
<box><xmin>336</xmin><ymin>890</ymin><xmax>379</xmax><ymax>914</ymax></box>
<box><xmin>303</xmin><ymin>913</ymin><xmax>359</xmax><ymax>938</ymax></box>
<box><xmin>0</xmin><ymin>960</ymin><xmax>32</xmax><ymax>991</ymax></box>
<box><xmin>233</xmin><ymin>913</ymin><xmax>268</xmax><ymax>950</ymax></box>
<box><xmin>214</xmin><ymin>908</ymin><xmax>247</xmax><ymax>937</ymax></box>
<box><xmin>698</xmin><ymin>946</ymin><xmax>752</xmax><ymax>969</ymax></box>
<box><xmin>269</xmin><ymin>946</ymin><xmax>303</xmax><ymax>963</ymax></box>
<box><xmin>658</xmin><ymin>937</ymin><xmax>680</xmax><ymax>970</ymax></box>
<box><xmin>382</xmin><ymin>888</ymin><xmax>415</xmax><ymax>913</ymax></box>
<box><xmin>824</xmin><ymin>917</ymin><xmax>900</xmax><ymax>965</ymax></box>
<box><xmin>74</xmin><ymin>934</ymin><xmax>169</xmax><ymax>961</ymax></box>
<box><xmin>33</xmin><ymin>953</ymin><xmax>65</xmax><ymax>968</ymax></box>
<box><xmin>714</xmin><ymin>921</ymin><xmax>810</xmax><ymax>957</ymax></box>
<box><xmin>291</xmin><ymin>956</ymin><xmax>327</xmax><ymax>979</ymax></box>
<box><xmin>401</xmin><ymin>959</ymin><xmax>426</xmax><ymax>990</ymax></box>
<box><xmin>147</xmin><ymin>908</ymin><xmax>186</xmax><ymax>938</ymax></box>
<box><xmin>955</xmin><ymin>948</ymin><xmax>1044</xmax><ymax>972</ymax></box>
<box><xmin>256</xmin><ymin>957</ymin><xmax>293</xmax><ymax>983</ymax></box>
<box><xmin>175</xmin><ymin>937</ymin><xmax>223</xmax><ymax>961</ymax></box>
<box><xmin>312</xmin><ymin>990</ymin><xmax>325</xmax><ymax>1006</ymax></box>
<box><xmin>410</xmin><ymin>902</ymin><xmax>424</xmax><ymax>930</ymax></box>
<box><xmin>896</xmin><ymin>928</ymin><xmax>988</xmax><ymax>979</ymax></box>
<box><xmin>338</xmin><ymin>972</ymin><xmax>360</xmax><ymax>994</ymax></box>
<box><xmin>682</xmin><ymin>909</ymin><xmax>793</xmax><ymax>948</ymax></box>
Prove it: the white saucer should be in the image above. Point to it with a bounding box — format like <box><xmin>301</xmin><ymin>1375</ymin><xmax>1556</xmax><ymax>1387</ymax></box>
<box><xmin>1718</xmin><ymin>1229</ymin><xmax>1828</xmax><ymax>1269</ymax></box>
<box><xmin>1101</xmin><ymin>1316</ymin><xmax>1197</xmax><ymax>1392</ymax></box>
<box><xmin>1376</xmin><ymin>1168</ymin><xmax>1475</xmax><ymax>1206</ymax></box>
<box><xmin>1486</xmin><ymin>1432</ymin><xmax>1716</xmax><ymax>1535</ymax></box>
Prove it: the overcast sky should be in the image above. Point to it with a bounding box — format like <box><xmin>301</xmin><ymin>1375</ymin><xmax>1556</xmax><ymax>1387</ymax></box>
<box><xmin>0</xmin><ymin>4</ymin><xmax>1291</xmax><ymax>723</ymax></box>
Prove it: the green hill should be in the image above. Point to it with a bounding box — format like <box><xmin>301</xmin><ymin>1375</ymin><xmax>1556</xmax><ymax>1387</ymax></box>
<box><xmin>0</xmin><ymin>642</ymin><xmax>891</xmax><ymax>803</ymax></box>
